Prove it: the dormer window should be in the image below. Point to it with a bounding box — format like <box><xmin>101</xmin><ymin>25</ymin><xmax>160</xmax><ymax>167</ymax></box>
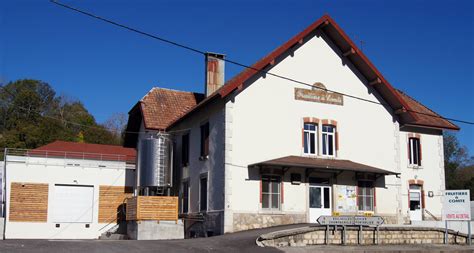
<box><xmin>321</xmin><ymin>125</ymin><xmax>336</xmax><ymax>157</ymax></box>
<box><xmin>303</xmin><ymin>123</ymin><xmax>317</xmax><ymax>155</ymax></box>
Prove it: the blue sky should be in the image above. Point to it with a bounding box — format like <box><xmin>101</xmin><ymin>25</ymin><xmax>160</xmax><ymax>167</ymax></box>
<box><xmin>1</xmin><ymin>0</ymin><xmax>473</xmax><ymax>152</ymax></box>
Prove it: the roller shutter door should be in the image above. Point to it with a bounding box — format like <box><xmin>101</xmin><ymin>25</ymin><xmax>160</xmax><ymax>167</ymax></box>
<box><xmin>53</xmin><ymin>185</ymin><xmax>94</xmax><ymax>223</ymax></box>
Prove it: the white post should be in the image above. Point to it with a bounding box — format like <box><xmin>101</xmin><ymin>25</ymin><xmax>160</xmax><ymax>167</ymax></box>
<box><xmin>468</xmin><ymin>220</ymin><xmax>472</xmax><ymax>246</ymax></box>
<box><xmin>445</xmin><ymin>220</ymin><xmax>448</xmax><ymax>244</ymax></box>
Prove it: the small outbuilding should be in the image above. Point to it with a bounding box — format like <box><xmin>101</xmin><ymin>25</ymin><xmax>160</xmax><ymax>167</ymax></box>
<box><xmin>2</xmin><ymin>141</ymin><xmax>136</xmax><ymax>239</ymax></box>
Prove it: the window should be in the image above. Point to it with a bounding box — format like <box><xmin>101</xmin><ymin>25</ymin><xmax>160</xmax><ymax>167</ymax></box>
<box><xmin>303</xmin><ymin>123</ymin><xmax>317</xmax><ymax>155</ymax></box>
<box><xmin>199</xmin><ymin>176</ymin><xmax>208</xmax><ymax>212</ymax></box>
<box><xmin>181</xmin><ymin>181</ymin><xmax>189</xmax><ymax>214</ymax></box>
<box><xmin>321</xmin><ymin>125</ymin><xmax>336</xmax><ymax>157</ymax></box>
<box><xmin>408</xmin><ymin>137</ymin><xmax>421</xmax><ymax>166</ymax></box>
<box><xmin>182</xmin><ymin>133</ymin><xmax>190</xmax><ymax>166</ymax></box>
<box><xmin>200</xmin><ymin>122</ymin><xmax>210</xmax><ymax>159</ymax></box>
<box><xmin>357</xmin><ymin>181</ymin><xmax>374</xmax><ymax>212</ymax></box>
<box><xmin>261</xmin><ymin>175</ymin><xmax>281</xmax><ymax>210</ymax></box>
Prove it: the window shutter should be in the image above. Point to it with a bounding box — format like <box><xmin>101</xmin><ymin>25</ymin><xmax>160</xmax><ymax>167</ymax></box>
<box><xmin>407</xmin><ymin>140</ymin><xmax>411</xmax><ymax>161</ymax></box>
<box><xmin>419</xmin><ymin>140</ymin><xmax>422</xmax><ymax>163</ymax></box>
<box><xmin>281</xmin><ymin>181</ymin><xmax>284</xmax><ymax>204</ymax></box>
<box><xmin>408</xmin><ymin>189</ymin><xmax>410</xmax><ymax>207</ymax></box>
<box><xmin>373</xmin><ymin>187</ymin><xmax>376</xmax><ymax>207</ymax></box>
<box><xmin>335</xmin><ymin>131</ymin><xmax>339</xmax><ymax>151</ymax></box>
<box><xmin>355</xmin><ymin>185</ymin><xmax>358</xmax><ymax>206</ymax></box>
<box><xmin>301</xmin><ymin>128</ymin><xmax>304</xmax><ymax>148</ymax></box>
<box><xmin>421</xmin><ymin>189</ymin><xmax>425</xmax><ymax>208</ymax></box>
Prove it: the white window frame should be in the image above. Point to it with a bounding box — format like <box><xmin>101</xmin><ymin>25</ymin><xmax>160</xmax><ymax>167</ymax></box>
<box><xmin>303</xmin><ymin>123</ymin><xmax>318</xmax><ymax>155</ymax></box>
<box><xmin>357</xmin><ymin>181</ymin><xmax>374</xmax><ymax>212</ymax></box>
<box><xmin>261</xmin><ymin>175</ymin><xmax>281</xmax><ymax>211</ymax></box>
<box><xmin>408</xmin><ymin>137</ymin><xmax>421</xmax><ymax>166</ymax></box>
<box><xmin>321</xmin><ymin>125</ymin><xmax>336</xmax><ymax>157</ymax></box>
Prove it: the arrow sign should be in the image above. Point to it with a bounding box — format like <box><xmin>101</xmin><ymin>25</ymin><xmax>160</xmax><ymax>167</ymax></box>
<box><xmin>317</xmin><ymin>216</ymin><xmax>384</xmax><ymax>226</ymax></box>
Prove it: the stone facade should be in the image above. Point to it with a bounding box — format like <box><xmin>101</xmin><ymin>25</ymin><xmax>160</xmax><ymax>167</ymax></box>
<box><xmin>233</xmin><ymin>213</ymin><xmax>306</xmax><ymax>232</ymax></box>
<box><xmin>258</xmin><ymin>226</ymin><xmax>471</xmax><ymax>247</ymax></box>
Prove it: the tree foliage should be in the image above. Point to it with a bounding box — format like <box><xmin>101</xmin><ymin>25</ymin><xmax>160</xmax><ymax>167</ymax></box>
<box><xmin>444</xmin><ymin>132</ymin><xmax>474</xmax><ymax>199</ymax></box>
<box><xmin>0</xmin><ymin>79</ymin><xmax>122</xmax><ymax>150</ymax></box>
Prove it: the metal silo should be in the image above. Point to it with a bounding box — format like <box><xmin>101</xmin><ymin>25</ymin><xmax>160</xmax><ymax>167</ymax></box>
<box><xmin>138</xmin><ymin>134</ymin><xmax>172</xmax><ymax>188</ymax></box>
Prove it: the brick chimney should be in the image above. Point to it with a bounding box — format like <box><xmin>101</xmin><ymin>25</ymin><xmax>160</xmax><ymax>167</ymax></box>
<box><xmin>205</xmin><ymin>52</ymin><xmax>225</xmax><ymax>96</ymax></box>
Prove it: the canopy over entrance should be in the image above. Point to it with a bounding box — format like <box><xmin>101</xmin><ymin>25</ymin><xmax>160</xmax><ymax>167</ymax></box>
<box><xmin>249</xmin><ymin>155</ymin><xmax>398</xmax><ymax>176</ymax></box>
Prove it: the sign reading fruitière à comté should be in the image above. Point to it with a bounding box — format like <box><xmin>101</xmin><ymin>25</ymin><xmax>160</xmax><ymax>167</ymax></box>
<box><xmin>443</xmin><ymin>190</ymin><xmax>471</xmax><ymax>221</ymax></box>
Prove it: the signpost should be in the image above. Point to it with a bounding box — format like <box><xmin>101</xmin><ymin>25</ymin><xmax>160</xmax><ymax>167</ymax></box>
<box><xmin>317</xmin><ymin>215</ymin><xmax>384</xmax><ymax>226</ymax></box>
<box><xmin>317</xmin><ymin>215</ymin><xmax>384</xmax><ymax>245</ymax></box>
<box><xmin>443</xmin><ymin>190</ymin><xmax>471</xmax><ymax>245</ymax></box>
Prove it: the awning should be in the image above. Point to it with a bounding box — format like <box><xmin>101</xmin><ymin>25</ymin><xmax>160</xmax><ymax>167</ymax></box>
<box><xmin>249</xmin><ymin>156</ymin><xmax>398</xmax><ymax>175</ymax></box>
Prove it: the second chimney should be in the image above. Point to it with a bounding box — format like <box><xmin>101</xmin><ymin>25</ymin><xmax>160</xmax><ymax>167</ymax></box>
<box><xmin>205</xmin><ymin>52</ymin><xmax>225</xmax><ymax>96</ymax></box>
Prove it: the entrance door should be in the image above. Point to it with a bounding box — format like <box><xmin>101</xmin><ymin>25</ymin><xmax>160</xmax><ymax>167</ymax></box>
<box><xmin>309</xmin><ymin>178</ymin><xmax>331</xmax><ymax>223</ymax></box>
<box><xmin>409</xmin><ymin>185</ymin><xmax>422</xmax><ymax>221</ymax></box>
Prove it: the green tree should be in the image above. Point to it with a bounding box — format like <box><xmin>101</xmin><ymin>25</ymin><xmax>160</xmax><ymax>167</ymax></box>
<box><xmin>0</xmin><ymin>79</ymin><xmax>123</xmax><ymax>149</ymax></box>
<box><xmin>444</xmin><ymin>132</ymin><xmax>474</xmax><ymax>199</ymax></box>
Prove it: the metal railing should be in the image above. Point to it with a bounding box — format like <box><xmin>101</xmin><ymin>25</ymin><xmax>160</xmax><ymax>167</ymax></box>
<box><xmin>424</xmin><ymin>209</ymin><xmax>440</xmax><ymax>221</ymax></box>
<box><xmin>5</xmin><ymin>148</ymin><xmax>136</xmax><ymax>164</ymax></box>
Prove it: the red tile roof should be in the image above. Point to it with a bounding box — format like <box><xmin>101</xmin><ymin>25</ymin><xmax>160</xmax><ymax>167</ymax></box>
<box><xmin>33</xmin><ymin>141</ymin><xmax>136</xmax><ymax>163</ymax></box>
<box><xmin>139</xmin><ymin>88</ymin><xmax>204</xmax><ymax>130</ymax></box>
<box><xmin>396</xmin><ymin>90</ymin><xmax>459</xmax><ymax>130</ymax></box>
<box><xmin>166</xmin><ymin>14</ymin><xmax>458</xmax><ymax>131</ymax></box>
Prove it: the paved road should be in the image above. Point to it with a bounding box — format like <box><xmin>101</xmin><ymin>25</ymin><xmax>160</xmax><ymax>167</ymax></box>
<box><xmin>2</xmin><ymin>223</ymin><xmax>473</xmax><ymax>253</ymax></box>
<box><xmin>0</xmin><ymin>224</ymin><xmax>307</xmax><ymax>253</ymax></box>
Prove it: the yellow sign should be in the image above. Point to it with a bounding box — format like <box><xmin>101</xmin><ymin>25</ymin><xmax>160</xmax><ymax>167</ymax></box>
<box><xmin>364</xmin><ymin>212</ymin><xmax>373</xmax><ymax>217</ymax></box>
<box><xmin>332</xmin><ymin>211</ymin><xmax>340</xmax><ymax>216</ymax></box>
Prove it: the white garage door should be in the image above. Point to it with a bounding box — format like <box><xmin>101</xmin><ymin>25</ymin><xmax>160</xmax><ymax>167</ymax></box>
<box><xmin>53</xmin><ymin>185</ymin><xmax>94</xmax><ymax>223</ymax></box>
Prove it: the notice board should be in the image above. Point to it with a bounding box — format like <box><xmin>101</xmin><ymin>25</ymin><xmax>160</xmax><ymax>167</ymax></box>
<box><xmin>335</xmin><ymin>185</ymin><xmax>357</xmax><ymax>213</ymax></box>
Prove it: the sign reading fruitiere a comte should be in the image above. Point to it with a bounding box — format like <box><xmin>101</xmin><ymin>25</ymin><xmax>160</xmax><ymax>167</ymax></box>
<box><xmin>443</xmin><ymin>190</ymin><xmax>471</xmax><ymax>221</ymax></box>
<box><xmin>295</xmin><ymin>82</ymin><xmax>344</xmax><ymax>106</ymax></box>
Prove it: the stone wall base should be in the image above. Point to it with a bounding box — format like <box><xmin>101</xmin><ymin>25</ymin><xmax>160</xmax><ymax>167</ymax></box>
<box><xmin>233</xmin><ymin>213</ymin><xmax>306</xmax><ymax>232</ymax></box>
<box><xmin>184</xmin><ymin>211</ymin><xmax>224</xmax><ymax>238</ymax></box>
<box><xmin>258</xmin><ymin>226</ymin><xmax>472</xmax><ymax>247</ymax></box>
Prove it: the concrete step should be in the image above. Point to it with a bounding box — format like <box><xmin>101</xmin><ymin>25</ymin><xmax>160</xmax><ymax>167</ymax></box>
<box><xmin>99</xmin><ymin>233</ymin><xmax>129</xmax><ymax>240</ymax></box>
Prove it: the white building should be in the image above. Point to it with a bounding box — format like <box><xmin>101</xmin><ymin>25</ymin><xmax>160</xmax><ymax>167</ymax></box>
<box><xmin>124</xmin><ymin>15</ymin><xmax>459</xmax><ymax>237</ymax></box>
<box><xmin>2</xmin><ymin>141</ymin><xmax>136</xmax><ymax>239</ymax></box>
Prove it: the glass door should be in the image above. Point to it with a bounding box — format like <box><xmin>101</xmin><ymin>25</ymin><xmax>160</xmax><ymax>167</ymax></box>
<box><xmin>308</xmin><ymin>178</ymin><xmax>331</xmax><ymax>223</ymax></box>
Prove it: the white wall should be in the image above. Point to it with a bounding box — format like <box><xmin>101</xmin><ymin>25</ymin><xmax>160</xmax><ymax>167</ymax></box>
<box><xmin>4</xmin><ymin>156</ymin><xmax>134</xmax><ymax>239</ymax></box>
<box><xmin>225</xmin><ymin>31</ymin><xmax>403</xmax><ymax>220</ymax></box>
<box><xmin>399</xmin><ymin>128</ymin><xmax>445</xmax><ymax>219</ymax></box>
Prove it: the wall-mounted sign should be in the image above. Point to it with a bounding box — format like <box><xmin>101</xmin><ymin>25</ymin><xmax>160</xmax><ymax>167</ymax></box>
<box><xmin>294</xmin><ymin>82</ymin><xmax>343</xmax><ymax>106</ymax></box>
<box><xmin>443</xmin><ymin>190</ymin><xmax>471</xmax><ymax>221</ymax></box>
